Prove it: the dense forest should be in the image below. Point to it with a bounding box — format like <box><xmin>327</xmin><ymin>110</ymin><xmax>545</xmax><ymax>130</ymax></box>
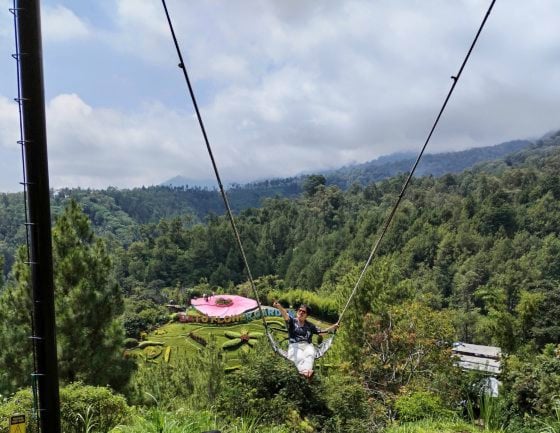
<box><xmin>0</xmin><ymin>130</ymin><xmax>560</xmax><ymax>432</ymax></box>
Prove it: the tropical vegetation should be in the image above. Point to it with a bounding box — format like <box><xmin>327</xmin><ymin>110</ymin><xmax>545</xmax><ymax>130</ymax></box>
<box><xmin>0</xmin><ymin>131</ymin><xmax>560</xmax><ymax>431</ymax></box>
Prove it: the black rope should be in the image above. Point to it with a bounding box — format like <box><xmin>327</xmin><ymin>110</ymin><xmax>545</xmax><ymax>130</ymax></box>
<box><xmin>161</xmin><ymin>0</ymin><xmax>270</xmax><ymax>332</ymax></box>
<box><xmin>160</xmin><ymin>0</ymin><xmax>496</xmax><ymax>337</ymax></box>
<box><xmin>338</xmin><ymin>0</ymin><xmax>497</xmax><ymax>322</ymax></box>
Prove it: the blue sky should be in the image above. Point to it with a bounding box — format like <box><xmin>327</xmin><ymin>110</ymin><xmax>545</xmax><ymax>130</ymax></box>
<box><xmin>0</xmin><ymin>0</ymin><xmax>559</xmax><ymax>192</ymax></box>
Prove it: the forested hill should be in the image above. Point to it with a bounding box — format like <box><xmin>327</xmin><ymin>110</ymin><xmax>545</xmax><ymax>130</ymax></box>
<box><xmin>0</xmin><ymin>130</ymin><xmax>557</xmax><ymax>277</ymax></box>
<box><xmin>325</xmin><ymin>138</ymin><xmax>531</xmax><ymax>189</ymax></box>
<box><xmin>160</xmin><ymin>137</ymin><xmax>534</xmax><ymax>197</ymax></box>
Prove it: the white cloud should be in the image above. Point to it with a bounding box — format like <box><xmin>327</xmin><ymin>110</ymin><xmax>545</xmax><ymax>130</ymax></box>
<box><xmin>0</xmin><ymin>0</ymin><xmax>559</xmax><ymax>191</ymax></box>
<box><xmin>45</xmin><ymin>93</ymin><xmax>214</xmax><ymax>188</ymax></box>
<box><xmin>42</xmin><ymin>5</ymin><xmax>91</xmax><ymax>42</ymax></box>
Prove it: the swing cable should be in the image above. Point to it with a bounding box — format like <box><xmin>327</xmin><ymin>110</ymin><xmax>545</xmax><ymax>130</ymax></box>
<box><xmin>161</xmin><ymin>0</ymin><xmax>271</xmax><ymax>333</ymax></box>
<box><xmin>337</xmin><ymin>0</ymin><xmax>497</xmax><ymax>324</ymax></box>
<box><xmin>161</xmin><ymin>0</ymin><xmax>496</xmax><ymax>351</ymax></box>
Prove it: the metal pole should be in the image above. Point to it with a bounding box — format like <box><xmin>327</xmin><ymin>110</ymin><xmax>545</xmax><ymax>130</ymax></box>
<box><xmin>15</xmin><ymin>1</ymin><xmax>61</xmax><ymax>432</ymax></box>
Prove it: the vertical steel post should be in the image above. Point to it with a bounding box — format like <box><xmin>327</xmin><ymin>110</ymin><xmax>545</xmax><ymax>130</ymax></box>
<box><xmin>14</xmin><ymin>1</ymin><xmax>61</xmax><ymax>432</ymax></box>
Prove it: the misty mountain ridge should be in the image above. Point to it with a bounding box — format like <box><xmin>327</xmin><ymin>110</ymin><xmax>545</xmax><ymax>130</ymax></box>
<box><xmin>162</xmin><ymin>136</ymin><xmax>537</xmax><ymax>190</ymax></box>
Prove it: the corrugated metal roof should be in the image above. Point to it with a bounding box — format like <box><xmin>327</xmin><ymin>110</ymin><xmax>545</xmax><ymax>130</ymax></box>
<box><xmin>452</xmin><ymin>342</ymin><xmax>501</xmax><ymax>359</ymax></box>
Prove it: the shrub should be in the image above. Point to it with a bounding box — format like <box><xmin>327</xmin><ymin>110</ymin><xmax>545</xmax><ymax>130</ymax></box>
<box><xmin>323</xmin><ymin>374</ymin><xmax>371</xmax><ymax>433</ymax></box>
<box><xmin>188</xmin><ymin>332</ymin><xmax>207</xmax><ymax>347</ymax></box>
<box><xmin>394</xmin><ymin>390</ymin><xmax>452</xmax><ymax>422</ymax></box>
<box><xmin>502</xmin><ymin>344</ymin><xmax>560</xmax><ymax>415</ymax></box>
<box><xmin>123</xmin><ymin>338</ymin><xmax>139</xmax><ymax>348</ymax></box>
<box><xmin>0</xmin><ymin>388</ymin><xmax>34</xmax><ymax>433</ymax></box>
<box><xmin>144</xmin><ymin>346</ymin><xmax>163</xmax><ymax>360</ymax></box>
<box><xmin>222</xmin><ymin>338</ymin><xmax>242</xmax><ymax>349</ymax></box>
<box><xmin>137</xmin><ymin>340</ymin><xmax>164</xmax><ymax>349</ymax></box>
<box><xmin>0</xmin><ymin>383</ymin><xmax>130</xmax><ymax>433</ymax></box>
<box><xmin>267</xmin><ymin>288</ymin><xmax>339</xmax><ymax>322</ymax></box>
<box><xmin>215</xmin><ymin>297</ymin><xmax>233</xmax><ymax>306</ymax></box>
<box><xmin>225</xmin><ymin>330</ymin><xmax>241</xmax><ymax>339</ymax></box>
<box><xmin>60</xmin><ymin>382</ymin><xmax>130</xmax><ymax>433</ymax></box>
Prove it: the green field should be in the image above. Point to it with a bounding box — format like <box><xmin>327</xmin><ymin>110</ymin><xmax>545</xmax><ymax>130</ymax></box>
<box><xmin>127</xmin><ymin>314</ymin><xmax>334</xmax><ymax>369</ymax></box>
<box><xmin>128</xmin><ymin>317</ymin><xmax>287</xmax><ymax>368</ymax></box>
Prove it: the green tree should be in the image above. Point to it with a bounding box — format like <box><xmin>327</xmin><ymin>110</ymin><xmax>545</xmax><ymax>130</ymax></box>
<box><xmin>303</xmin><ymin>174</ymin><xmax>326</xmax><ymax>197</ymax></box>
<box><xmin>53</xmin><ymin>200</ymin><xmax>133</xmax><ymax>389</ymax></box>
<box><xmin>0</xmin><ymin>247</ymin><xmax>34</xmax><ymax>394</ymax></box>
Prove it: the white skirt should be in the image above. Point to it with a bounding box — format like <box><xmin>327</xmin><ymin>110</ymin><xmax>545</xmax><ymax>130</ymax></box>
<box><xmin>287</xmin><ymin>342</ymin><xmax>316</xmax><ymax>374</ymax></box>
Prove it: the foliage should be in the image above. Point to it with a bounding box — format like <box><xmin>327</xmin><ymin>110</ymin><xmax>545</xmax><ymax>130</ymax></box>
<box><xmin>321</xmin><ymin>373</ymin><xmax>372</xmax><ymax>433</ymax></box>
<box><xmin>0</xmin><ymin>248</ymin><xmax>34</xmax><ymax>394</ymax></box>
<box><xmin>502</xmin><ymin>345</ymin><xmax>560</xmax><ymax>416</ymax></box>
<box><xmin>538</xmin><ymin>396</ymin><xmax>560</xmax><ymax>433</ymax></box>
<box><xmin>129</xmin><ymin>337</ymin><xmax>224</xmax><ymax>411</ymax></box>
<box><xmin>60</xmin><ymin>382</ymin><xmax>130</xmax><ymax>433</ymax></box>
<box><xmin>466</xmin><ymin>393</ymin><xmax>506</xmax><ymax>432</ymax></box>
<box><xmin>124</xmin><ymin>338</ymin><xmax>139</xmax><ymax>348</ymax></box>
<box><xmin>0</xmin><ymin>383</ymin><xmax>130</xmax><ymax>433</ymax></box>
<box><xmin>394</xmin><ymin>391</ymin><xmax>453</xmax><ymax>422</ymax></box>
<box><xmin>111</xmin><ymin>406</ymin><xmax>290</xmax><ymax>433</ymax></box>
<box><xmin>2</xmin><ymin>134</ymin><xmax>560</xmax><ymax>430</ymax></box>
<box><xmin>217</xmin><ymin>342</ymin><xmax>330</xmax><ymax>428</ymax></box>
<box><xmin>222</xmin><ymin>328</ymin><xmax>261</xmax><ymax>350</ymax></box>
<box><xmin>383</xmin><ymin>417</ymin><xmax>503</xmax><ymax>433</ymax></box>
<box><xmin>52</xmin><ymin>200</ymin><xmax>134</xmax><ymax>390</ymax></box>
<box><xmin>188</xmin><ymin>331</ymin><xmax>208</xmax><ymax>347</ymax></box>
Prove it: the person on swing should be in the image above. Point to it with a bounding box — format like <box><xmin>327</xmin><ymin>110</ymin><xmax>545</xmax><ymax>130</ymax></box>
<box><xmin>273</xmin><ymin>301</ymin><xmax>339</xmax><ymax>379</ymax></box>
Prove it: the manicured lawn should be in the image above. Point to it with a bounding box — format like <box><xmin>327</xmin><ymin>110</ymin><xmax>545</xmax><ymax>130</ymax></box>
<box><xmin>128</xmin><ymin>316</ymin><xmax>291</xmax><ymax>368</ymax></box>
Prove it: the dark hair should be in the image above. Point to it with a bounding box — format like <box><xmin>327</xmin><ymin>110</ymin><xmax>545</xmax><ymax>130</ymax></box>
<box><xmin>299</xmin><ymin>304</ymin><xmax>311</xmax><ymax>315</ymax></box>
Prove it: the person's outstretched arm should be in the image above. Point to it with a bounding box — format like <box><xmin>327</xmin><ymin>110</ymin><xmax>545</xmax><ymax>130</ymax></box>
<box><xmin>273</xmin><ymin>301</ymin><xmax>290</xmax><ymax>322</ymax></box>
<box><xmin>318</xmin><ymin>322</ymin><xmax>339</xmax><ymax>335</ymax></box>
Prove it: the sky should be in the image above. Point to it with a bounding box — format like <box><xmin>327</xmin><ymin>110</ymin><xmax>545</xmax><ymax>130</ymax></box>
<box><xmin>0</xmin><ymin>0</ymin><xmax>558</xmax><ymax>192</ymax></box>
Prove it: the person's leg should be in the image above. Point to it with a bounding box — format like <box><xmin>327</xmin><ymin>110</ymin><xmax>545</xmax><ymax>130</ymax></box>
<box><xmin>299</xmin><ymin>343</ymin><xmax>316</xmax><ymax>378</ymax></box>
<box><xmin>289</xmin><ymin>343</ymin><xmax>307</xmax><ymax>374</ymax></box>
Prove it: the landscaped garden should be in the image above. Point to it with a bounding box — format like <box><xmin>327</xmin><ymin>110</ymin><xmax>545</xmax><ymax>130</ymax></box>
<box><xmin>125</xmin><ymin>303</ymin><xmax>334</xmax><ymax>371</ymax></box>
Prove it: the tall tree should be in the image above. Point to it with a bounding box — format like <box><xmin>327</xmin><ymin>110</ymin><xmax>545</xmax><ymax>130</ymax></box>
<box><xmin>0</xmin><ymin>247</ymin><xmax>34</xmax><ymax>394</ymax></box>
<box><xmin>53</xmin><ymin>199</ymin><xmax>132</xmax><ymax>389</ymax></box>
<box><xmin>0</xmin><ymin>200</ymin><xmax>133</xmax><ymax>393</ymax></box>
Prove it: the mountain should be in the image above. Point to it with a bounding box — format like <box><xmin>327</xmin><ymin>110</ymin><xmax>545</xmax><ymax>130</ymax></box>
<box><xmin>324</xmin><ymin>139</ymin><xmax>532</xmax><ymax>189</ymax></box>
<box><xmin>162</xmin><ymin>138</ymin><xmax>535</xmax><ymax>193</ymax></box>
<box><xmin>161</xmin><ymin>175</ymin><xmax>217</xmax><ymax>189</ymax></box>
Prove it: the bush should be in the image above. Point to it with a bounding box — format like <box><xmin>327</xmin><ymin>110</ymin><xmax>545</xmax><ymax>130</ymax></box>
<box><xmin>0</xmin><ymin>383</ymin><xmax>130</xmax><ymax>433</ymax></box>
<box><xmin>323</xmin><ymin>374</ymin><xmax>371</xmax><ymax>432</ymax></box>
<box><xmin>124</xmin><ymin>338</ymin><xmax>139</xmax><ymax>348</ymax></box>
<box><xmin>188</xmin><ymin>332</ymin><xmax>207</xmax><ymax>347</ymax></box>
<box><xmin>267</xmin><ymin>288</ymin><xmax>339</xmax><ymax>322</ymax></box>
<box><xmin>502</xmin><ymin>344</ymin><xmax>560</xmax><ymax>415</ymax></box>
<box><xmin>60</xmin><ymin>383</ymin><xmax>130</xmax><ymax>432</ymax></box>
<box><xmin>217</xmin><ymin>343</ymin><xmax>330</xmax><ymax>426</ymax></box>
<box><xmin>394</xmin><ymin>390</ymin><xmax>452</xmax><ymax>422</ymax></box>
<box><xmin>222</xmin><ymin>338</ymin><xmax>242</xmax><ymax>349</ymax></box>
<box><xmin>0</xmin><ymin>388</ymin><xmax>34</xmax><ymax>433</ymax></box>
<box><xmin>137</xmin><ymin>340</ymin><xmax>164</xmax><ymax>349</ymax></box>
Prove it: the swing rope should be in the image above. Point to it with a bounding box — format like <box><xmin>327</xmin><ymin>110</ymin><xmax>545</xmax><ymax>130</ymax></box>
<box><xmin>161</xmin><ymin>0</ymin><xmax>271</xmax><ymax>333</ymax></box>
<box><xmin>161</xmin><ymin>0</ymin><xmax>497</xmax><ymax>355</ymax></box>
<box><xmin>337</xmin><ymin>0</ymin><xmax>497</xmax><ymax>324</ymax></box>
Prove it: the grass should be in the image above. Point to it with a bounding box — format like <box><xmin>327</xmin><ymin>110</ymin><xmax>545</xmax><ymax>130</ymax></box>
<box><xmin>383</xmin><ymin>418</ymin><xmax>504</xmax><ymax>433</ymax></box>
<box><xmin>127</xmin><ymin>316</ymin><xmax>293</xmax><ymax>369</ymax></box>
<box><xmin>111</xmin><ymin>406</ymin><xmax>290</xmax><ymax>433</ymax></box>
